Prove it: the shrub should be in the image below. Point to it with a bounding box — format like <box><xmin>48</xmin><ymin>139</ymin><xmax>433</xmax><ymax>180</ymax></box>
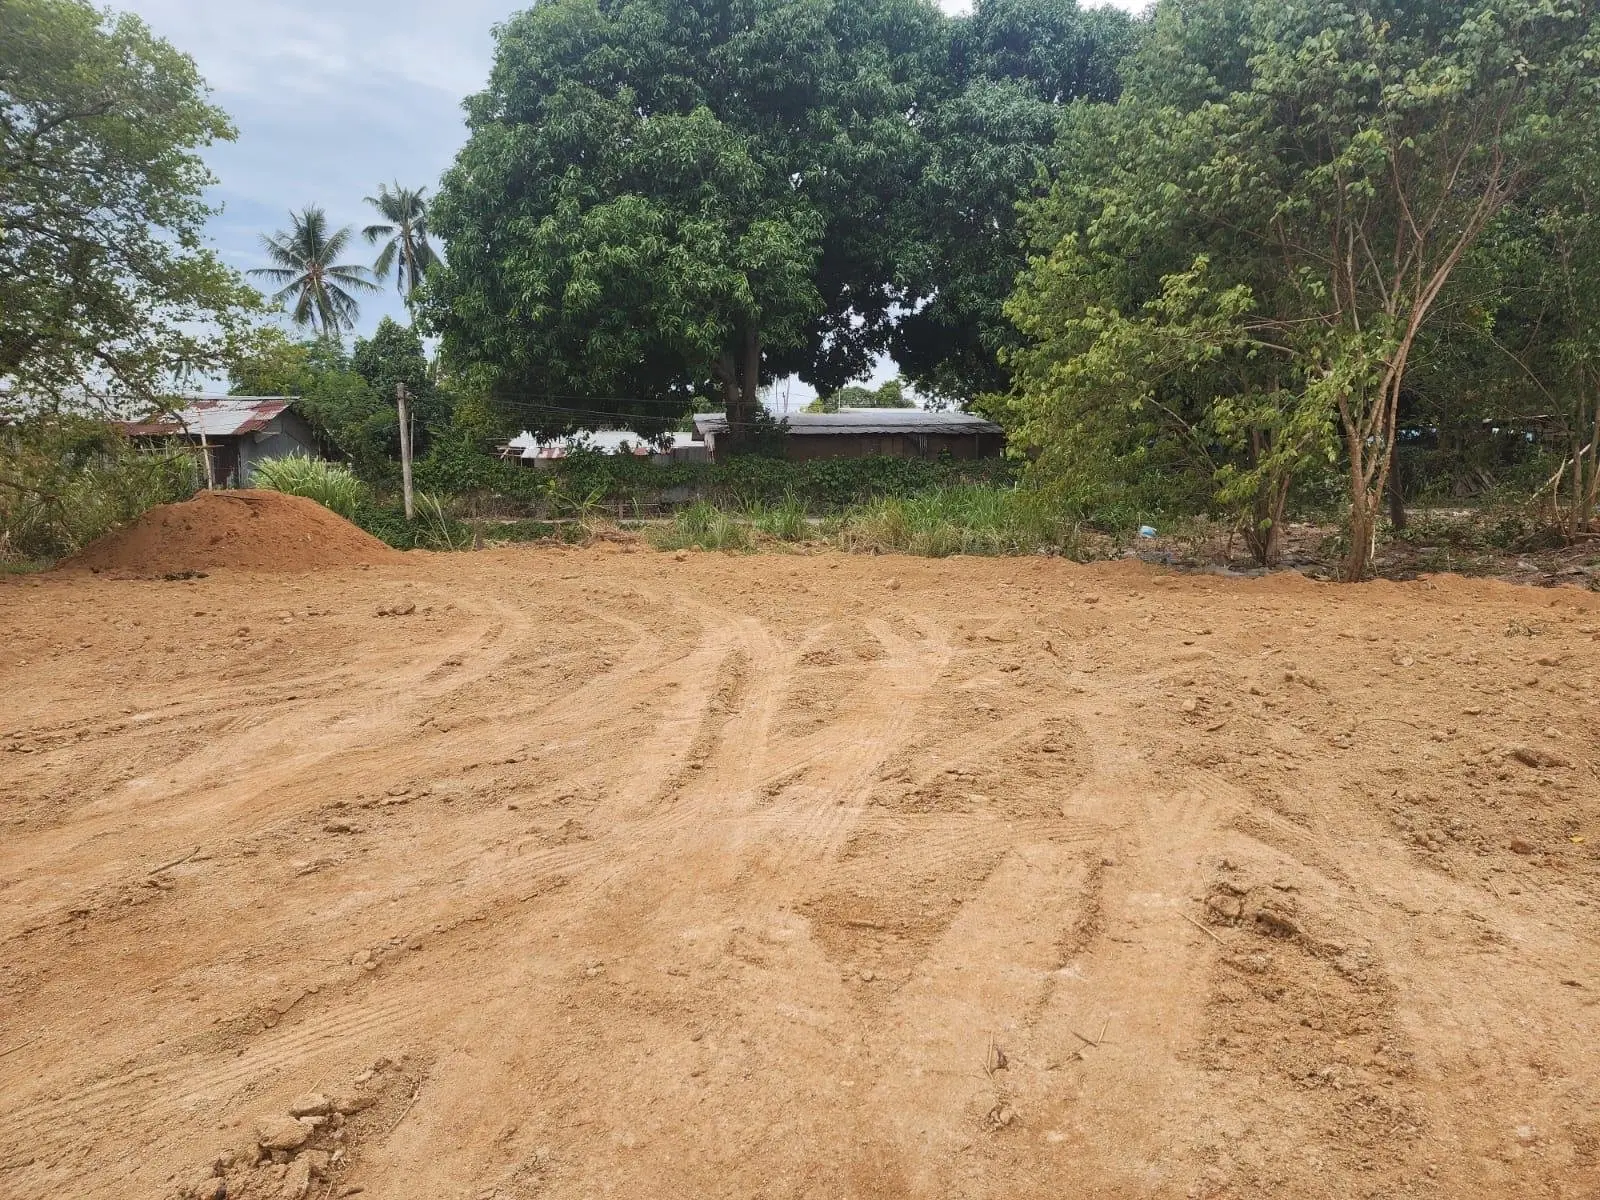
<box><xmin>251</xmin><ymin>455</ymin><xmax>369</xmax><ymax>519</ymax></box>
<box><xmin>0</xmin><ymin>417</ymin><xmax>197</xmax><ymax>562</ymax></box>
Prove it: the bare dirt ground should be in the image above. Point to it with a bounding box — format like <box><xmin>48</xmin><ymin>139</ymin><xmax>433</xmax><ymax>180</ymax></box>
<box><xmin>2</xmin><ymin>543</ymin><xmax>1598</xmax><ymax>1199</ymax></box>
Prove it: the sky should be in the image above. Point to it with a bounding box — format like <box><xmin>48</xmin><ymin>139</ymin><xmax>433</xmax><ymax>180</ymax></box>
<box><xmin>120</xmin><ymin>0</ymin><xmax>1144</xmax><ymax>408</ymax></box>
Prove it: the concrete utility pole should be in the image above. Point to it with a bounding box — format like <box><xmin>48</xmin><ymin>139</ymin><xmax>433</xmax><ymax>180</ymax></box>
<box><xmin>396</xmin><ymin>382</ymin><xmax>415</xmax><ymax>521</ymax></box>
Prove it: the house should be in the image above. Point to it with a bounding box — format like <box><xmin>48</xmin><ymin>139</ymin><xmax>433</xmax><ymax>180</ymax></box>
<box><xmin>691</xmin><ymin>408</ymin><xmax>1005</xmax><ymax>462</ymax></box>
<box><xmin>115</xmin><ymin>397</ymin><xmax>322</xmax><ymax>487</ymax></box>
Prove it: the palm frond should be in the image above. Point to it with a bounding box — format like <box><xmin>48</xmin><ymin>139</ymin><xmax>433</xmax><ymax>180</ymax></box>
<box><xmin>321</xmin><ymin>224</ymin><xmax>355</xmax><ymax>260</ymax></box>
<box><xmin>372</xmin><ymin>238</ymin><xmax>399</xmax><ymax>283</ymax></box>
<box><xmin>327</xmin><ymin>266</ymin><xmax>381</xmax><ymax>291</ymax></box>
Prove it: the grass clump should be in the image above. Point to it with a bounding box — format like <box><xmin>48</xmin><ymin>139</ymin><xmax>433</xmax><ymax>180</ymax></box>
<box><xmin>747</xmin><ymin>494</ymin><xmax>809</xmax><ymax>541</ymax></box>
<box><xmin>836</xmin><ymin>485</ymin><xmax>1088</xmax><ymax>557</ymax></box>
<box><xmin>252</xmin><ymin>455</ymin><xmax>369</xmax><ymax>520</ymax></box>
<box><xmin>647</xmin><ymin>501</ymin><xmax>754</xmax><ymax>551</ymax></box>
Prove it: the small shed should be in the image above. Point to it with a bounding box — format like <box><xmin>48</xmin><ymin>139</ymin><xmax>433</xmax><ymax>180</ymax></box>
<box><xmin>692</xmin><ymin>408</ymin><xmax>1005</xmax><ymax>462</ymax></box>
<box><xmin>116</xmin><ymin>397</ymin><xmax>321</xmax><ymax>487</ymax></box>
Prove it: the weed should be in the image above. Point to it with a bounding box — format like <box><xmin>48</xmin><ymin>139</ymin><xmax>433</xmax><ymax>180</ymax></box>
<box><xmin>1</xmin><ymin>416</ymin><xmax>197</xmax><ymax>562</ymax></box>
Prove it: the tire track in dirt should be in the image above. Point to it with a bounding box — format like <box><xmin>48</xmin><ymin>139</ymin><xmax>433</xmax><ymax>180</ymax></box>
<box><xmin>0</xmin><ymin>607</ymin><xmax>752</xmax><ymax>1187</ymax></box>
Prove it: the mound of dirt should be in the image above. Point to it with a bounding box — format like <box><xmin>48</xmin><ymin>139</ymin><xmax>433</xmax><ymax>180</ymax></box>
<box><xmin>67</xmin><ymin>489</ymin><xmax>401</xmax><ymax>574</ymax></box>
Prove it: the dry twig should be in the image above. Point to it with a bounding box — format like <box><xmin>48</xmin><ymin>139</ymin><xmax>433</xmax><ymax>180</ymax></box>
<box><xmin>1181</xmin><ymin>912</ymin><xmax>1224</xmax><ymax>943</ymax></box>
<box><xmin>148</xmin><ymin>845</ymin><xmax>200</xmax><ymax>875</ymax></box>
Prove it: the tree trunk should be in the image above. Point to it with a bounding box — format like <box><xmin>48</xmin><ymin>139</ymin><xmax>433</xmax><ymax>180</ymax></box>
<box><xmin>1242</xmin><ymin>431</ymin><xmax>1288</xmax><ymax>567</ymax></box>
<box><xmin>1341</xmin><ymin>421</ymin><xmax>1375</xmax><ymax>582</ymax></box>
<box><xmin>740</xmin><ymin>326</ymin><xmax>761</xmax><ymax>423</ymax></box>
<box><xmin>1387</xmin><ymin>445</ymin><xmax>1408</xmax><ymax>532</ymax></box>
<box><xmin>717</xmin><ymin>329</ymin><xmax>763</xmax><ymax>453</ymax></box>
<box><xmin>1575</xmin><ymin>366</ymin><xmax>1599</xmax><ymax>535</ymax></box>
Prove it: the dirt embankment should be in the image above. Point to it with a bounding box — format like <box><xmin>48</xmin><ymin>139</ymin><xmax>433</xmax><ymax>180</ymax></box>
<box><xmin>0</xmin><ymin>545</ymin><xmax>1597</xmax><ymax>1199</ymax></box>
<box><xmin>66</xmin><ymin>489</ymin><xmax>400</xmax><ymax>576</ymax></box>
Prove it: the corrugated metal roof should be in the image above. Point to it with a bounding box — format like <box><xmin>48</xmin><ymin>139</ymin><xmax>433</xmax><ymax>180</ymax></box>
<box><xmin>693</xmin><ymin>409</ymin><xmax>1003</xmax><ymax>436</ymax></box>
<box><xmin>116</xmin><ymin>397</ymin><xmax>293</xmax><ymax>439</ymax></box>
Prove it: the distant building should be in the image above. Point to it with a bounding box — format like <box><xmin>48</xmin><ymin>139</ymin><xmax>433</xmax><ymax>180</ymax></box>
<box><xmin>501</xmin><ymin>430</ymin><xmax>706</xmax><ymax>468</ymax></box>
<box><xmin>692</xmin><ymin>408</ymin><xmax>1005</xmax><ymax>462</ymax></box>
<box><xmin>114</xmin><ymin>397</ymin><xmax>322</xmax><ymax>487</ymax></box>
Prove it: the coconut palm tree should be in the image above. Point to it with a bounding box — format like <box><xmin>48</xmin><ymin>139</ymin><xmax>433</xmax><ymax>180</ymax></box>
<box><xmin>363</xmin><ymin>183</ymin><xmax>439</xmax><ymax>306</ymax></box>
<box><xmin>249</xmin><ymin>206</ymin><xmax>378</xmax><ymax>335</ymax></box>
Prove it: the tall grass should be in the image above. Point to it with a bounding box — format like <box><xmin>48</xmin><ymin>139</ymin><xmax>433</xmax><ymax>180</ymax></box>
<box><xmin>251</xmin><ymin>455</ymin><xmax>369</xmax><ymax>520</ymax></box>
<box><xmin>639</xmin><ymin>486</ymin><xmax>1093</xmax><ymax>558</ymax></box>
<box><xmin>647</xmin><ymin>501</ymin><xmax>754</xmax><ymax>551</ymax></box>
<box><xmin>747</xmin><ymin>493</ymin><xmax>809</xmax><ymax>541</ymax></box>
<box><xmin>415</xmin><ymin>491</ymin><xmax>472</xmax><ymax>550</ymax></box>
<box><xmin>836</xmin><ymin>485</ymin><xmax>1089</xmax><ymax>557</ymax></box>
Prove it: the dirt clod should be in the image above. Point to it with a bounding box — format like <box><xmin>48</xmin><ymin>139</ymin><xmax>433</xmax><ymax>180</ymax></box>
<box><xmin>255</xmin><ymin>1115</ymin><xmax>310</xmax><ymax>1152</ymax></box>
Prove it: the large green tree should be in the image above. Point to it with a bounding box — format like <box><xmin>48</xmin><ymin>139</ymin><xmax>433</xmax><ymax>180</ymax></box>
<box><xmin>0</xmin><ymin>0</ymin><xmax>258</xmax><ymax>416</ymax></box>
<box><xmin>425</xmin><ymin>0</ymin><xmax>945</xmax><ymax>440</ymax></box>
<box><xmin>888</xmin><ymin>0</ymin><xmax>1140</xmax><ymax>403</ymax></box>
<box><xmin>1006</xmin><ymin>0</ymin><xmax>1600</xmax><ymax>578</ymax></box>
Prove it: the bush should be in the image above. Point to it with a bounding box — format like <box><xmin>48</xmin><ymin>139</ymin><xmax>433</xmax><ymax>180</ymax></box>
<box><xmin>0</xmin><ymin>417</ymin><xmax>198</xmax><ymax>562</ymax></box>
<box><xmin>252</xmin><ymin>455</ymin><xmax>369</xmax><ymax>519</ymax></box>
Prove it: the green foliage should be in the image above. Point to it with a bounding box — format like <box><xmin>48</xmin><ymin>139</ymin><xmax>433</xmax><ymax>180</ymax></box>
<box><xmin>890</xmin><ymin>0</ymin><xmax>1140</xmax><ymax>401</ymax></box>
<box><xmin>835</xmin><ymin>485</ymin><xmax>1090</xmax><ymax>557</ymax></box>
<box><xmin>250</xmin><ymin>455</ymin><xmax>369</xmax><ymax>520</ymax></box>
<box><xmin>807</xmin><ymin>378</ymin><xmax>914</xmax><ymax>413</ymax></box>
<box><xmin>425</xmin><ymin>0</ymin><xmax>947</xmax><ymax>434</ymax></box>
<box><xmin>1006</xmin><ymin>0</ymin><xmax>1600</xmax><ymax>576</ymax></box>
<box><xmin>748</xmin><ymin>494</ymin><xmax>810</xmax><ymax>541</ymax></box>
<box><xmin>229</xmin><ymin>331</ymin><xmax>391</xmax><ymax>476</ymax></box>
<box><xmin>413</xmin><ymin>434</ymin><xmax>547</xmax><ymax>502</ymax></box>
<box><xmin>647</xmin><ymin>502</ymin><xmax>755</xmax><ymax>552</ymax></box>
<box><xmin>525</xmin><ymin>449</ymin><xmax>1017</xmax><ymax>514</ymax></box>
<box><xmin>352</xmin><ymin>317</ymin><xmax>447</xmax><ymax>452</ymax></box>
<box><xmin>0</xmin><ymin>0</ymin><xmax>260</xmax><ymax>416</ymax></box>
<box><xmin>0</xmin><ymin>415</ymin><xmax>198</xmax><ymax>561</ymax></box>
<box><xmin>640</xmin><ymin>484</ymin><xmax>1095</xmax><ymax>558</ymax></box>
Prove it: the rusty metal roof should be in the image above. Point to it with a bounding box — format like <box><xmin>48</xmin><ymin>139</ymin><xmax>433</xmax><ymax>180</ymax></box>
<box><xmin>116</xmin><ymin>397</ymin><xmax>293</xmax><ymax>439</ymax></box>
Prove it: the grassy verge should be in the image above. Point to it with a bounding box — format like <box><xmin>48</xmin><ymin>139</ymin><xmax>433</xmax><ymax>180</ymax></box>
<box><xmin>641</xmin><ymin>486</ymin><xmax>1099</xmax><ymax>558</ymax></box>
<box><xmin>834</xmin><ymin>486</ymin><xmax>1092</xmax><ymax>557</ymax></box>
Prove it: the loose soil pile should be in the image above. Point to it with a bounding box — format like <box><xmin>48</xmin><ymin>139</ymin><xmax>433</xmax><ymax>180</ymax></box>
<box><xmin>67</xmin><ymin>489</ymin><xmax>400</xmax><ymax>574</ymax></box>
<box><xmin>1</xmin><ymin>548</ymin><xmax>1596</xmax><ymax>1199</ymax></box>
